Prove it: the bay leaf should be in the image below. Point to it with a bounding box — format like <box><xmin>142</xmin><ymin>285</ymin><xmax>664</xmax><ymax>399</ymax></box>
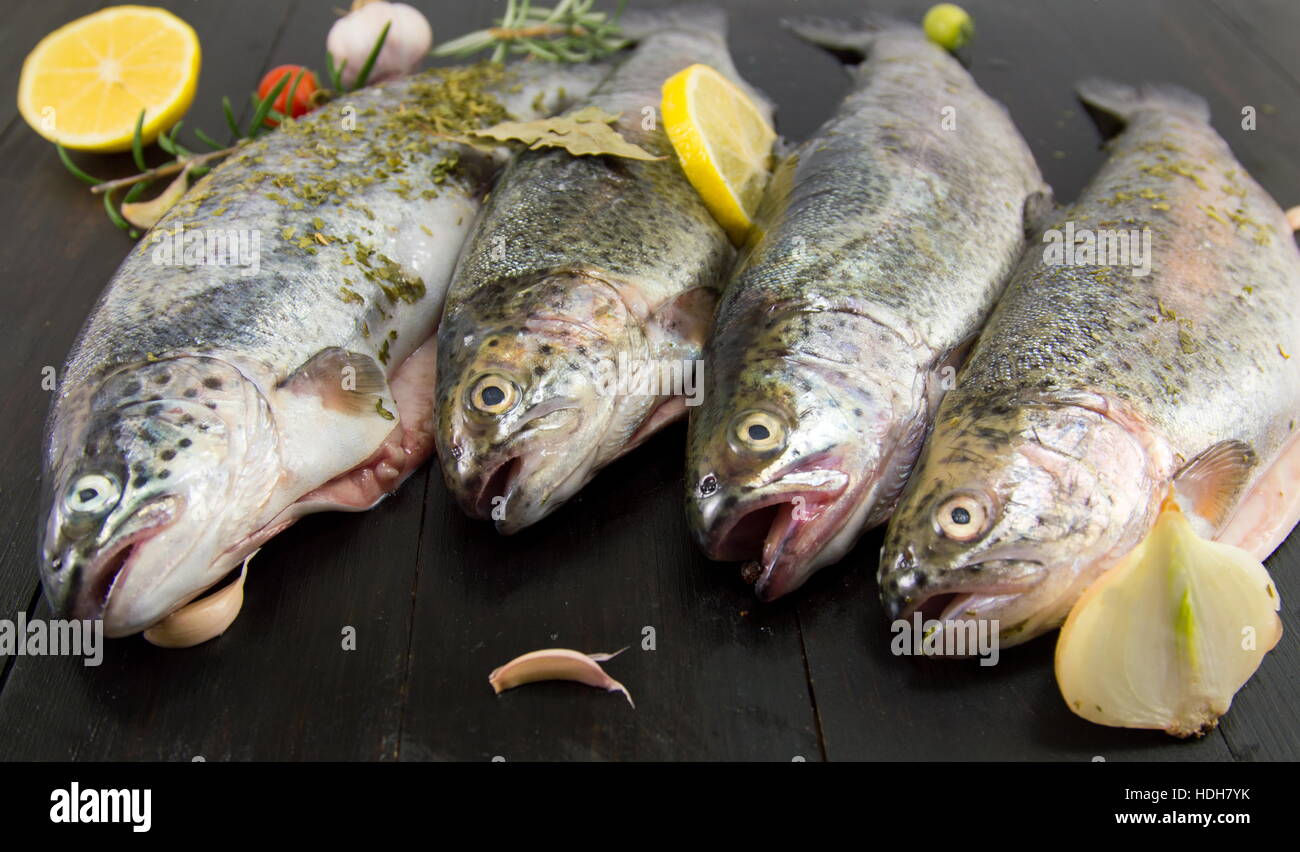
<box><xmin>471</xmin><ymin>106</ymin><xmax>663</xmax><ymax>161</ymax></box>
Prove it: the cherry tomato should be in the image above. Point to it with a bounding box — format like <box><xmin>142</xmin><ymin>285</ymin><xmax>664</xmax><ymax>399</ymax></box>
<box><xmin>256</xmin><ymin>65</ymin><xmax>319</xmax><ymax>127</ymax></box>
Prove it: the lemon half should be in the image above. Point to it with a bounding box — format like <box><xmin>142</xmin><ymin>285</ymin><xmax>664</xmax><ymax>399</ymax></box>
<box><xmin>18</xmin><ymin>5</ymin><xmax>201</xmax><ymax>152</ymax></box>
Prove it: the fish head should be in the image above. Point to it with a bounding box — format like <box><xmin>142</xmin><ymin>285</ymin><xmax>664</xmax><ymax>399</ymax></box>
<box><xmin>688</xmin><ymin>311</ymin><xmax>915</xmax><ymax>600</ymax></box>
<box><xmin>436</xmin><ymin>272</ymin><xmax>634</xmax><ymax>533</ymax></box>
<box><xmin>40</xmin><ymin>357</ymin><xmax>279</xmax><ymax>636</ymax></box>
<box><xmin>878</xmin><ymin>398</ymin><xmax>1155</xmax><ymax>644</ymax></box>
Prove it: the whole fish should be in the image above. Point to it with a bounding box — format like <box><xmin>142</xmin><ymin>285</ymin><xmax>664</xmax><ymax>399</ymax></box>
<box><xmin>435</xmin><ymin>8</ymin><xmax>767</xmax><ymax>532</ymax></box>
<box><xmin>685</xmin><ymin>18</ymin><xmax>1049</xmax><ymax>600</ymax></box>
<box><xmin>39</xmin><ymin>62</ymin><xmax>606</xmax><ymax>637</ymax></box>
<box><xmin>879</xmin><ymin>80</ymin><xmax>1300</xmax><ymax>647</ymax></box>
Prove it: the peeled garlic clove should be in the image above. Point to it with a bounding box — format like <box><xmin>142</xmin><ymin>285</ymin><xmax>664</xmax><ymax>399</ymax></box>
<box><xmin>143</xmin><ymin>552</ymin><xmax>254</xmax><ymax>649</ymax></box>
<box><xmin>1286</xmin><ymin>205</ymin><xmax>1300</xmax><ymax>233</ymax></box>
<box><xmin>121</xmin><ymin>163</ymin><xmax>193</xmax><ymax>229</ymax></box>
<box><xmin>1055</xmin><ymin>503</ymin><xmax>1282</xmax><ymax>737</ymax></box>
<box><xmin>489</xmin><ymin>647</ymin><xmax>634</xmax><ymax>708</ymax></box>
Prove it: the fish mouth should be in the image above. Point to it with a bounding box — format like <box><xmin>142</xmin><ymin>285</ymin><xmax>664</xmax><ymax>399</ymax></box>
<box><xmin>701</xmin><ymin>469</ymin><xmax>851</xmax><ymax>601</ymax></box>
<box><xmin>884</xmin><ymin>558</ymin><xmax>1047</xmax><ymax>624</ymax></box>
<box><xmin>66</xmin><ymin>512</ymin><xmax>177</xmax><ymax>622</ymax></box>
<box><xmin>471</xmin><ymin>456</ymin><xmax>523</xmax><ymax>521</ymax></box>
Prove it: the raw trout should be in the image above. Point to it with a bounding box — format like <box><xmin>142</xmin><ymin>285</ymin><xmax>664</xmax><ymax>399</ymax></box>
<box><xmin>39</xmin><ymin>63</ymin><xmax>606</xmax><ymax>637</ymax></box>
<box><xmin>435</xmin><ymin>8</ymin><xmax>766</xmax><ymax>532</ymax></box>
<box><xmin>879</xmin><ymin>80</ymin><xmax>1300</xmax><ymax>647</ymax></box>
<box><xmin>685</xmin><ymin>18</ymin><xmax>1049</xmax><ymax>600</ymax></box>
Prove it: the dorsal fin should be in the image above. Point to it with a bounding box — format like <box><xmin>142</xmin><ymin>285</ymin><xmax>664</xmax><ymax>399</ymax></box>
<box><xmin>1173</xmin><ymin>440</ymin><xmax>1257</xmax><ymax>529</ymax></box>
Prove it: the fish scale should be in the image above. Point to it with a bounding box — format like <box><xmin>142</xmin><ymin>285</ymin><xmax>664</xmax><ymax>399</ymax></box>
<box><xmin>879</xmin><ymin>80</ymin><xmax>1300</xmax><ymax>647</ymax></box>
<box><xmin>685</xmin><ymin>18</ymin><xmax>1048</xmax><ymax>601</ymax></box>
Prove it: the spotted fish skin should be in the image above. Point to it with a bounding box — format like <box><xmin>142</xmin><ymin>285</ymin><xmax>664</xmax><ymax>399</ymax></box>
<box><xmin>685</xmin><ymin>18</ymin><xmax>1048</xmax><ymax>601</ymax></box>
<box><xmin>39</xmin><ymin>63</ymin><xmax>606</xmax><ymax>637</ymax></box>
<box><xmin>879</xmin><ymin>80</ymin><xmax>1300</xmax><ymax>646</ymax></box>
<box><xmin>436</xmin><ymin>8</ymin><xmax>768</xmax><ymax>532</ymax></box>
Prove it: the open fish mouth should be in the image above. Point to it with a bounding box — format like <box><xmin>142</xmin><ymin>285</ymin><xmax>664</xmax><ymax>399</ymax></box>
<box><xmin>68</xmin><ymin>509</ymin><xmax>179</xmax><ymax>622</ymax></box>
<box><xmin>472</xmin><ymin>456</ymin><xmax>523</xmax><ymax>520</ymax></box>
<box><xmin>702</xmin><ymin>470</ymin><xmax>852</xmax><ymax>601</ymax></box>
<box><xmin>886</xmin><ymin>559</ymin><xmax>1047</xmax><ymax>624</ymax></box>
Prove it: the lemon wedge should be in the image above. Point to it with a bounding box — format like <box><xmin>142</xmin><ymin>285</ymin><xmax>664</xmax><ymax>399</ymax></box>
<box><xmin>661</xmin><ymin>63</ymin><xmax>775</xmax><ymax>245</ymax></box>
<box><xmin>18</xmin><ymin>5</ymin><xmax>201</xmax><ymax>152</ymax></box>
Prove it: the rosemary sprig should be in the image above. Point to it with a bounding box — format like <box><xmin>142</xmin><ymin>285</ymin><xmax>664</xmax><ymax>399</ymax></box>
<box><xmin>325</xmin><ymin>51</ymin><xmax>346</xmax><ymax>93</ymax></box>
<box><xmin>434</xmin><ymin>0</ymin><xmax>629</xmax><ymax>63</ymax></box>
<box><xmin>56</xmin><ymin>145</ymin><xmax>102</xmax><ymax>186</ymax></box>
<box><xmin>88</xmin><ymin>144</ymin><xmax>243</xmax><ymax>195</ymax></box>
<box><xmin>130</xmin><ymin>111</ymin><xmax>147</xmax><ymax>171</ymax></box>
<box><xmin>102</xmin><ymin>188</ymin><xmax>137</xmax><ymax>238</ymax></box>
<box><xmin>222</xmin><ymin>96</ymin><xmax>242</xmax><ymax>141</ymax></box>
<box><xmin>194</xmin><ymin>126</ymin><xmax>226</xmax><ymax>151</ymax></box>
<box><xmin>248</xmin><ymin>72</ymin><xmax>291</xmax><ymax>135</ymax></box>
<box><xmin>350</xmin><ymin>21</ymin><xmax>390</xmax><ymax>90</ymax></box>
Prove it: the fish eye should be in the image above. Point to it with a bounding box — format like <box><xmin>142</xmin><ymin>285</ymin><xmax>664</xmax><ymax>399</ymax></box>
<box><xmin>467</xmin><ymin>373</ymin><xmax>520</xmax><ymax>416</ymax></box>
<box><xmin>729</xmin><ymin>409</ymin><xmax>787</xmax><ymax>455</ymax></box>
<box><xmin>64</xmin><ymin>472</ymin><xmax>121</xmax><ymax>516</ymax></box>
<box><xmin>935</xmin><ymin>492</ymin><xmax>990</xmax><ymax>542</ymax></box>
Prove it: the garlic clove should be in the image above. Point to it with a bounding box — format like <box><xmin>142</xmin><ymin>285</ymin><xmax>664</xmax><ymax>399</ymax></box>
<box><xmin>488</xmin><ymin>647</ymin><xmax>634</xmax><ymax>708</ymax></box>
<box><xmin>143</xmin><ymin>551</ymin><xmax>255</xmax><ymax>649</ymax></box>
<box><xmin>1286</xmin><ymin>205</ymin><xmax>1300</xmax><ymax>233</ymax></box>
<box><xmin>122</xmin><ymin>163</ymin><xmax>193</xmax><ymax>229</ymax></box>
<box><xmin>1055</xmin><ymin>501</ymin><xmax>1282</xmax><ymax>737</ymax></box>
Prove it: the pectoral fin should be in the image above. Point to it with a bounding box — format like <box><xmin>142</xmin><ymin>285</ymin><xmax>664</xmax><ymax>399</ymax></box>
<box><xmin>279</xmin><ymin>348</ymin><xmax>390</xmax><ymax>416</ymax></box>
<box><xmin>654</xmin><ymin>286</ymin><xmax>719</xmax><ymax>350</ymax></box>
<box><xmin>1173</xmin><ymin>440</ymin><xmax>1257</xmax><ymax>531</ymax></box>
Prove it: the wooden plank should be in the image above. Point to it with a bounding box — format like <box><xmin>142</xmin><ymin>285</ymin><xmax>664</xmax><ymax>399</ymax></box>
<box><xmin>1215</xmin><ymin>531</ymin><xmax>1300</xmax><ymax>760</ymax></box>
<box><xmin>1206</xmin><ymin>0</ymin><xmax>1300</xmax><ymax>92</ymax></box>
<box><xmin>399</xmin><ymin>424</ymin><xmax>822</xmax><ymax>760</ymax></box>
<box><xmin>0</xmin><ymin>475</ymin><xmax>429</xmax><ymax>760</ymax></box>
<box><xmin>795</xmin><ymin>0</ymin><xmax>1299</xmax><ymax>760</ymax></box>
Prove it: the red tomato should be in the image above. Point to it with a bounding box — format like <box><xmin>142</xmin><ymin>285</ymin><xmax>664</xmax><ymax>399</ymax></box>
<box><xmin>256</xmin><ymin>65</ymin><xmax>319</xmax><ymax>127</ymax></box>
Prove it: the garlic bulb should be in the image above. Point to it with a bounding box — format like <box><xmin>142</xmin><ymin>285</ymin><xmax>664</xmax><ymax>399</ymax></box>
<box><xmin>327</xmin><ymin>0</ymin><xmax>432</xmax><ymax>89</ymax></box>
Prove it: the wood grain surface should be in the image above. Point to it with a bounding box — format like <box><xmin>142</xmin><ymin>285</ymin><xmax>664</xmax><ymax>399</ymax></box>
<box><xmin>0</xmin><ymin>0</ymin><xmax>1296</xmax><ymax>761</ymax></box>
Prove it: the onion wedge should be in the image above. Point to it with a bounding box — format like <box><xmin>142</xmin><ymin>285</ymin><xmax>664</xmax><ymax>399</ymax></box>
<box><xmin>1055</xmin><ymin>499</ymin><xmax>1282</xmax><ymax>737</ymax></box>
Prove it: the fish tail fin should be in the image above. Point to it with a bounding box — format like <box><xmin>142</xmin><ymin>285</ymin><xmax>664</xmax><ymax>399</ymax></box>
<box><xmin>1076</xmin><ymin>78</ymin><xmax>1211</xmax><ymax>125</ymax></box>
<box><xmin>781</xmin><ymin>14</ymin><xmax>918</xmax><ymax>63</ymax></box>
<box><xmin>619</xmin><ymin>4</ymin><xmax>727</xmax><ymax>42</ymax></box>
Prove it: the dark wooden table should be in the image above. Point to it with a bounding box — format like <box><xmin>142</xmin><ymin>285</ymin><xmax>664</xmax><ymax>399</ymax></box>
<box><xmin>1</xmin><ymin>0</ymin><xmax>1296</xmax><ymax>762</ymax></box>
